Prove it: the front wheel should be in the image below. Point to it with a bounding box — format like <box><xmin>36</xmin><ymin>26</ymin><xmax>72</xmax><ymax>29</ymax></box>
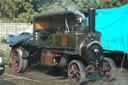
<box><xmin>11</xmin><ymin>48</ymin><xmax>28</xmax><ymax>73</ymax></box>
<box><xmin>68</xmin><ymin>60</ymin><xmax>86</xmax><ymax>85</ymax></box>
<box><xmin>99</xmin><ymin>57</ymin><xmax>116</xmax><ymax>81</ymax></box>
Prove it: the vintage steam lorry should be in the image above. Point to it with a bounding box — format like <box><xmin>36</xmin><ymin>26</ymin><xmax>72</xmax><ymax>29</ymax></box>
<box><xmin>8</xmin><ymin>6</ymin><xmax>116</xmax><ymax>85</ymax></box>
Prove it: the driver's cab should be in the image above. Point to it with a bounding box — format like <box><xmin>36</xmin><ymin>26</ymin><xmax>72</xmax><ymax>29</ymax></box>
<box><xmin>33</xmin><ymin>11</ymin><xmax>88</xmax><ymax>42</ymax></box>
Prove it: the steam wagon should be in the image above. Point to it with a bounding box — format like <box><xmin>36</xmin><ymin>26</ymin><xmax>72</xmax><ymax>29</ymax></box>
<box><xmin>8</xmin><ymin>6</ymin><xmax>116</xmax><ymax>85</ymax></box>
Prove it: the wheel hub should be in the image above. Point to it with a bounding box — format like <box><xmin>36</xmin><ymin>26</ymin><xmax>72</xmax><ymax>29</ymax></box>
<box><xmin>12</xmin><ymin>51</ymin><xmax>19</xmax><ymax>71</ymax></box>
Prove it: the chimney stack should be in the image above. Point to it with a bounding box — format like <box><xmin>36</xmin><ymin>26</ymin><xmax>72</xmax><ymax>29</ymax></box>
<box><xmin>88</xmin><ymin>6</ymin><xmax>96</xmax><ymax>33</ymax></box>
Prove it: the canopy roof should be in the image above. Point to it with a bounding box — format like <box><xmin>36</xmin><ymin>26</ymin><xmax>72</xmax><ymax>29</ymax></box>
<box><xmin>34</xmin><ymin>10</ymin><xmax>88</xmax><ymax>30</ymax></box>
<box><xmin>34</xmin><ymin>10</ymin><xmax>88</xmax><ymax>19</ymax></box>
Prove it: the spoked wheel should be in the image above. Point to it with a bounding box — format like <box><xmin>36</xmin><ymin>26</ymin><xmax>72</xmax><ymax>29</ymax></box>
<box><xmin>68</xmin><ymin>60</ymin><xmax>86</xmax><ymax>85</ymax></box>
<box><xmin>11</xmin><ymin>48</ymin><xmax>28</xmax><ymax>73</ymax></box>
<box><xmin>99</xmin><ymin>57</ymin><xmax>116</xmax><ymax>81</ymax></box>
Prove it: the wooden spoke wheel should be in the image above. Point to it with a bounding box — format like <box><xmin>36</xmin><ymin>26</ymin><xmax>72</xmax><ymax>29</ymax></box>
<box><xmin>99</xmin><ymin>57</ymin><xmax>116</xmax><ymax>81</ymax></box>
<box><xmin>68</xmin><ymin>60</ymin><xmax>86</xmax><ymax>85</ymax></box>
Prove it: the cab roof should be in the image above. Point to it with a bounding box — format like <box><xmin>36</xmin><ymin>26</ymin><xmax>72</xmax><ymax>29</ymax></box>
<box><xmin>34</xmin><ymin>10</ymin><xmax>88</xmax><ymax>19</ymax></box>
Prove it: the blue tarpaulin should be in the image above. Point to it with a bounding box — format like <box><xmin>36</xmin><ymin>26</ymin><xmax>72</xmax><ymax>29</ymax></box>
<box><xmin>95</xmin><ymin>4</ymin><xmax>128</xmax><ymax>53</ymax></box>
<box><xmin>6</xmin><ymin>32</ymin><xmax>33</xmax><ymax>46</ymax></box>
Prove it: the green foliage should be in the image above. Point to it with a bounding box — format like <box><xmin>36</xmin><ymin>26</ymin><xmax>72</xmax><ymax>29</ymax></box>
<box><xmin>39</xmin><ymin>2</ymin><xmax>55</xmax><ymax>13</ymax></box>
<box><xmin>38</xmin><ymin>0</ymin><xmax>102</xmax><ymax>13</ymax></box>
<box><xmin>0</xmin><ymin>0</ymin><xmax>128</xmax><ymax>22</ymax></box>
<box><xmin>72</xmin><ymin>0</ymin><xmax>88</xmax><ymax>10</ymax></box>
<box><xmin>14</xmin><ymin>12</ymin><xmax>38</xmax><ymax>23</ymax></box>
<box><xmin>13</xmin><ymin>0</ymin><xmax>40</xmax><ymax>22</ymax></box>
<box><xmin>88</xmin><ymin>0</ymin><xmax>101</xmax><ymax>8</ymax></box>
<box><xmin>39</xmin><ymin>2</ymin><xmax>63</xmax><ymax>13</ymax></box>
<box><xmin>0</xmin><ymin>18</ymin><xmax>14</xmax><ymax>23</ymax></box>
<box><xmin>0</xmin><ymin>0</ymin><xmax>18</xmax><ymax>18</ymax></box>
<box><xmin>0</xmin><ymin>0</ymin><xmax>40</xmax><ymax>23</ymax></box>
<box><xmin>0</xmin><ymin>49</ymin><xmax>11</xmax><ymax>66</ymax></box>
<box><xmin>72</xmin><ymin>0</ymin><xmax>101</xmax><ymax>9</ymax></box>
<box><xmin>100</xmin><ymin>0</ymin><xmax>128</xmax><ymax>8</ymax></box>
<box><xmin>39</xmin><ymin>0</ymin><xmax>87</xmax><ymax>13</ymax></box>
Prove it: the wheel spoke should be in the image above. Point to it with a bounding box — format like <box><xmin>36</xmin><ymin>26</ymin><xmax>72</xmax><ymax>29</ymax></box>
<box><xmin>68</xmin><ymin>60</ymin><xmax>86</xmax><ymax>84</ymax></box>
<box><xmin>73</xmin><ymin>64</ymin><xmax>80</xmax><ymax>73</ymax></box>
<box><xmin>72</xmin><ymin>64</ymin><xmax>75</xmax><ymax>70</ymax></box>
<box><xmin>69</xmin><ymin>65</ymin><xmax>74</xmax><ymax>73</ymax></box>
<box><xmin>69</xmin><ymin>73</ymin><xmax>74</xmax><ymax>77</ymax></box>
<box><xmin>74</xmin><ymin>77</ymin><xmax>79</xmax><ymax>83</ymax></box>
<box><xmin>99</xmin><ymin>58</ymin><xmax>116</xmax><ymax>81</ymax></box>
<box><xmin>69</xmin><ymin>64</ymin><xmax>80</xmax><ymax>80</ymax></box>
<box><xmin>76</xmin><ymin>72</ymin><xmax>80</xmax><ymax>79</ymax></box>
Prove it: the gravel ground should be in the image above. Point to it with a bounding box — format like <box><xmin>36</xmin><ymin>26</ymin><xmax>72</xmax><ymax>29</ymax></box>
<box><xmin>0</xmin><ymin>65</ymin><xmax>128</xmax><ymax>85</ymax></box>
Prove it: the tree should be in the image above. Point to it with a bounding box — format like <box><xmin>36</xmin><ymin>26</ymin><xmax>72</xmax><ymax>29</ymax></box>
<box><xmin>14</xmin><ymin>0</ymin><xmax>40</xmax><ymax>14</ymax></box>
<box><xmin>13</xmin><ymin>0</ymin><xmax>40</xmax><ymax>22</ymax></box>
<box><xmin>38</xmin><ymin>0</ymin><xmax>102</xmax><ymax>13</ymax></box>
<box><xmin>0</xmin><ymin>0</ymin><xmax>40</xmax><ymax>22</ymax></box>
<box><xmin>38</xmin><ymin>0</ymin><xmax>61</xmax><ymax>13</ymax></box>
<box><xmin>72</xmin><ymin>0</ymin><xmax>101</xmax><ymax>9</ymax></box>
<box><xmin>100</xmin><ymin>0</ymin><xmax>128</xmax><ymax>8</ymax></box>
<box><xmin>0</xmin><ymin>0</ymin><xmax>128</xmax><ymax>22</ymax></box>
<box><xmin>0</xmin><ymin>0</ymin><xmax>18</xmax><ymax>18</ymax></box>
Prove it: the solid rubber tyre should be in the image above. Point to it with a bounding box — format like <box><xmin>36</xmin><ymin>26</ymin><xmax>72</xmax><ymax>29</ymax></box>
<box><xmin>11</xmin><ymin>48</ymin><xmax>28</xmax><ymax>73</ymax></box>
<box><xmin>99</xmin><ymin>57</ymin><xmax>116</xmax><ymax>81</ymax></box>
<box><xmin>68</xmin><ymin>60</ymin><xmax>86</xmax><ymax>85</ymax></box>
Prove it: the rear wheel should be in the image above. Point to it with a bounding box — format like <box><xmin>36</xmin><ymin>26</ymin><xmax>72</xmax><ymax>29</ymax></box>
<box><xmin>68</xmin><ymin>60</ymin><xmax>86</xmax><ymax>85</ymax></box>
<box><xmin>99</xmin><ymin>57</ymin><xmax>116</xmax><ymax>81</ymax></box>
<box><xmin>11</xmin><ymin>48</ymin><xmax>28</xmax><ymax>73</ymax></box>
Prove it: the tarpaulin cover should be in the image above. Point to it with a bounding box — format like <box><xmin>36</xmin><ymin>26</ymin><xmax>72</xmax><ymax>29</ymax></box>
<box><xmin>6</xmin><ymin>32</ymin><xmax>33</xmax><ymax>46</ymax></box>
<box><xmin>95</xmin><ymin>4</ymin><xmax>128</xmax><ymax>53</ymax></box>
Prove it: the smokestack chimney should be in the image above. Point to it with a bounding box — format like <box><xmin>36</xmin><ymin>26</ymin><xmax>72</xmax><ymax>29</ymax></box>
<box><xmin>88</xmin><ymin>6</ymin><xmax>96</xmax><ymax>33</ymax></box>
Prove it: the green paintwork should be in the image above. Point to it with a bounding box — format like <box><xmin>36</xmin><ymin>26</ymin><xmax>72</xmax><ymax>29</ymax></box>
<box><xmin>44</xmin><ymin>33</ymin><xmax>76</xmax><ymax>48</ymax></box>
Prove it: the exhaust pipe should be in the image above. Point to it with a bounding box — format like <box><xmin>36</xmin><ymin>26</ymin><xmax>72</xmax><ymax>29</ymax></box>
<box><xmin>88</xmin><ymin>6</ymin><xmax>96</xmax><ymax>33</ymax></box>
